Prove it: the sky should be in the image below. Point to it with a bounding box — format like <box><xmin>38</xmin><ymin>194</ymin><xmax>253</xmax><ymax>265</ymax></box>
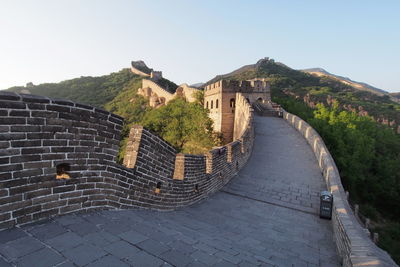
<box><xmin>1</xmin><ymin>0</ymin><xmax>399</xmax><ymax>92</ymax></box>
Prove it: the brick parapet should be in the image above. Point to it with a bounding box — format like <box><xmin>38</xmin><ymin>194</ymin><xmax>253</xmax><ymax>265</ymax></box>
<box><xmin>0</xmin><ymin>91</ymin><xmax>254</xmax><ymax>229</ymax></box>
<box><xmin>282</xmin><ymin>110</ymin><xmax>396</xmax><ymax>267</ymax></box>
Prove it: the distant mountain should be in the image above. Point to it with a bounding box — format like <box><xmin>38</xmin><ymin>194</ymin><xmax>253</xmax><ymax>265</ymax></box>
<box><xmin>190</xmin><ymin>82</ymin><xmax>205</xmax><ymax>88</ymax></box>
<box><xmin>301</xmin><ymin>68</ymin><xmax>388</xmax><ymax>96</ymax></box>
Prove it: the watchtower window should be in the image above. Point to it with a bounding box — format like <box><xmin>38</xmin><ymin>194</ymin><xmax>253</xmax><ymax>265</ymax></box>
<box><xmin>230</xmin><ymin>98</ymin><xmax>235</xmax><ymax>108</ymax></box>
<box><xmin>216</xmin><ymin>99</ymin><xmax>219</xmax><ymax>109</ymax></box>
<box><xmin>206</xmin><ymin>101</ymin><xmax>209</xmax><ymax>109</ymax></box>
<box><xmin>56</xmin><ymin>163</ymin><xmax>70</xmax><ymax>179</ymax></box>
<box><xmin>211</xmin><ymin>100</ymin><xmax>213</xmax><ymax>109</ymax></box>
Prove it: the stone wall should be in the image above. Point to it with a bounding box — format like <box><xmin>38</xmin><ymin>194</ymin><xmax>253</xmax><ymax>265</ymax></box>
<box><xmin>130</xmin><ymin>66</ymin><xmax>150</xmax><ymax>77</ymax></box>
<box><xmin>282</xmin><ymin>110</ymin><xmax>396</xmax><ymax>267</ymax></box>
<box><xmin>0</xmin><ymin>91</ymin><xmax>254</xmax><ymax>230</ymax></box>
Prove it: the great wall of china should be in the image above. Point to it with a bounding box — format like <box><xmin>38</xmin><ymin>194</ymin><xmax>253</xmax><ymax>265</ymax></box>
<box><xmin>0</xmin><ymin>77</ymin><xmax>396</xmax><ymax>266</ymax></box>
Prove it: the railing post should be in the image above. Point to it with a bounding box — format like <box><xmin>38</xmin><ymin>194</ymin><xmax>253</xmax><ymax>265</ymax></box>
<box><xmin>365</xmin><ymin>218</ymin><xmax>370</xmax><ymax>229</ymax></box>
<box><xmin>373</xmin><ymin>233</ymin><xmax>379</xmax><ymax>244</ymax></box>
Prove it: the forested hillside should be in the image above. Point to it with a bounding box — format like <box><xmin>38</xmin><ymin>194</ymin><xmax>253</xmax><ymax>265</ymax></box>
<box><xmin>6</xmin><ymin>69</ymin><xmax>138</xmax><ymax>108</ymax></box>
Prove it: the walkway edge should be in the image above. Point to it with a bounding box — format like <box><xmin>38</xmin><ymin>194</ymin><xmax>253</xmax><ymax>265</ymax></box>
<box><xmin>282</xmin><ymin>110</ymin><xmax>396</xmax><ymax>267</ymax></box>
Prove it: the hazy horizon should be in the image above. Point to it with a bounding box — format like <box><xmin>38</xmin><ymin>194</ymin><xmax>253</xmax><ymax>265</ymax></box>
<box><xmin>1</xmin><ymin>0</ymin><xmax>399</xmax><ymax>92</ymax></box>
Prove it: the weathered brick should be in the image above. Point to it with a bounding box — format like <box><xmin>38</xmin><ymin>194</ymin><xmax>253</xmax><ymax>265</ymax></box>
<box><xmin>0</xmin><ymin>157</ymin><xmax>9</xmax><ymax>164</ymax></box>
<box><xmin>11</xmin><ymin>140</ymin><xmax>41</xmax><ymax>148</ymax></box>
<box><xmin>0</xmin><ymin>173</ymin><xmax>12</xmax><ymax>181</ymax></box>
<box><xmin>47</xmin><ymin>105</ymin><xmax>71</xmax><ymax>113</ymax></box>
<box><xmin>24</xmin><ymin>161</ymin><xmax>52</xmax><ymax>169</ymax></box>
<box><xmin>26</xmin><ymin>132</ymin><xmax>54</xmax><ymax>139</ymax></box>
<box><xmin>12</xmin><ymin>205</ymin><xmax>41</xmax><ymax>217</ymax></box>
<box><xmin>0</xmin><ymin>92</ymin><xmax>20</xmax><ymax>101</ymax></box>
<box><xmin>27</xmin><ymin>118</ymin><xmax>45</xmax><ymax>125</ymax></box>
<box><xmin>51</xmin><ymin>147</ymin><xmax>74</xmax><ymax>153</ymax></box>
<box><xmin>0</xmin><ymin>101</ymin><xmax>26</xmax><ymax>110</ymax></box>
<box><xmin>24</xmin><ymin>189</ymin><xmax>52</xmax><ymax>200</ymax></box>
<box><xmin>12</xmin><ymin>169</ymin><xmax>42</xmax><ymax>178</ymax></box>
<box><xmin>31</xmin><ymin>110</ymin><xmax>57</xmax><ymax>118</ymax></box>
<box><xmin>0</xmin><ymin>163</ymin><xmax>23</xmax><ymax>172</ymax></box>
<box><xmin>21</xmin><ymin>94</ymin><xmax>50</xmax><ymax>103</ymax></box>
<box><xmin>32</xmin><ymin>195</ymin><xmax>59</xmax><ymax>205</ymax></box>
<box><xmin>42</xmin><ymin>200</ymin><xmax>67</xmax><ymax>210</ymax></box>
<box><xmin>53</xmin><ymin>185</ymin><xmax>75</xmax><ymax>194</ymax></box>
<box><xmin>60</xmin><ymin>191</ymin><xmax>82</xmax><ymax>199</ymax></box>
<box><xmin>11</xmin><ymin>155</ymin><xmax>41</xmax><ymax>163</ymax></box>
<box><xmin>68</xmin><ymin>196</ymin><xmax>88</xmax><ymax>205</ymax></box>
<box><xmin>16</xmin><ymin>214</ymin><xmax>32</xmax><ymax>224</ymax></box>
<box><xmin>42</xmin><ymin>154</ymin><xmax>65</xmax><ymax>160</ymax></box>
<box><xmin>43</xmin><ymin>140</ymin><xmax>68</xmax><ymax>146</ymax></box>
<box><xmin>8</xmin><ymin>184</ymin><xmax>37</xmax><ymax>195</ymax></box>
<box><xmin>60</xmin><ymin>203</ymin><xmax>80</xmax><ymax>213</ymax></box>
<box><xmin>27</xmin><ymin>103</ymin><xmax>46</xmax><ymax>110</ymax></box>
<box><xmin>9</xmin><ymin>110</ymin><xmax>30</xmax><ymax>117</ymax></box>
<box><xmin>21</xmin><ymin>148</ymin><xmax>50</xmax><ymax>155</ymax></box>
<box><xmin>0</xmin><ymin>141</ymin><xmax>10</xmax><ymax>149</ymax></box>
<box><xmin>0</xmin><ymin>195</ymin><xmax>22</xmax><ymax>205</ymax></box>
<box><xmin>0</xmin><ymin>133</ymin><xmax>26</xmax><ymax>141</ymax></box>
<box><xmin>32</xmin><ymin>208</ymin><xmax>59</xmax><ymax>220</ymax></box>
<box><xmin>0</xmin><ymin>148</ymin><xmax>20</xmax><ymax>157</ymax></box>
<box><xmin>0</xmin><ymin>212</ymin><xmax>11</xmax><ymax>222</ymax></box>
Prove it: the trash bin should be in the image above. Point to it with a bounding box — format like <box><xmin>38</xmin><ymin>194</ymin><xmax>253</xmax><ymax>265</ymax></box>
<box><xmin>320</xmin><ymin>191</ymin><xmax>333</xmax><ymax>219</ymax></box>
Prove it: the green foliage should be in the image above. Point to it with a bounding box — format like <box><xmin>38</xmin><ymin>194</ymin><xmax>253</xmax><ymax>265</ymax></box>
<box><xmin>104</xmin><ymin>77</ymin><xmax>152</xmax><ymax>163</ymax></box>
<box><xmin>7</xmin><ymin>69</ymin><xmax>138</xmax><ymax>108</ymax></box>
<box><xmin>141</xmin><ymin>97</ymin><xmax>216</xmax><ymax>154</ymax></box>
<box><xmin>274</xmin><ymin>95</ymin><xmax>400</xmax><ymax>263</ymax></box>
<box><xmin>193</xmin><ymin>89</ymin><xmax>204</xmax><ymax>106</ymax></box>
<box><xmin>376</xmin><ymin>222</ymin><xmax>400</xmax><ymax>264</ymax></box>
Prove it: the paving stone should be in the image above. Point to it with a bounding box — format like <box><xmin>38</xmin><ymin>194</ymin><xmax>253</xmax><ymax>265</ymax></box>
<box><xmin>66</xmin><ymin>221</ymin><xmax>99</xmax><ymax>236</ymax></box>
<box><xmin>167</xmin><ymin>240</ymin><xmax>196</xmax><ymax>255</ymax></box>
<box><xmin>15</xmin><ymin>247</ymin><xmax>64</xmax><ymax>267</ymax></box>
<box><xmin>212</xmin><ymin>260</ymin><xmax>234</xmax><ymax>267</ymax></box>
<box><xmin>103</xmin><ymin>240</ymin><xmax>141</xmax><ymax>259</ymax></box>
<box><xmin>214</xmin><ymin>251</ymin><xmax>242</xmax><ymax>264</ymax></box>
<box><xmin>83</xmin><ymin>231</ymin><xmax>120</xmax><ymax>247</ymax></box>
<box><xmin>45</xmin><ymin>231</ymin><xmax>85</xmax><ymax>252</ymax></box>
<box><xmin>119</xmin><ymin>230</ymin><xmax>148</xmax><ymax>244</ymax></box>
<box><xmin>28</xmin><ymin>222</ymin><xmax>68</xmax><ymax>240</ymax></box>
<box><xmin>137</xmin><ymin>239</ymin><xmax>170</xmax><ymax>256</ymax></box>
<box><xmin>0</xmin><ymin>257</ymin><xmax>11</xmax><ymax>267</ymax></box>
<box><xmin>62</xmin><ymin>243</ymin><xmax>107</xmax><ymax>266</ymax></box>
<box><xmin>125</xmin><ymin>250</ymin><xmax>165</xmax><ymax>266</ymax></box>
<box><xmin>0</xmin><ymin>236</ymin><xmax>44</xmax><ymax>260</ymax></box>
<box><xmin>55</xmin><ymin>261</ymin><xmax>76</xmax><ymax>267</ymax></box>
<box><xmin>86</xmin><ymin>254</ymin><xmax>130</xmax><ymax>267</ymax></box>
<box><xmin>191</xmin><ymin>250</ymin><xmax>220</xmax><ymax>265</ymax></box>
<box><xmin>160</xmin><ymin>249</ymin><xmax>194</xmax><ymax>267</ymax></box>
<box><xmin>100</xmin><ymin>222</ymin><xmax>132</xmax><ymax>235</ymax></box>
<box><xmin>0</xmin><ymin>228</ymin><xmax>26</xmax><ymax>244</ymax></box>
<box><xmin>55</xmin><ymin>214</ymin><xmax>86</xmax><ymax>226</ymax></box>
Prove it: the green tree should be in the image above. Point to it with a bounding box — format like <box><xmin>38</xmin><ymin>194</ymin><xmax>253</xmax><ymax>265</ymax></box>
<box><xmin>141</xmin><ymin>97</ymin><xmax>215</xmax><ymax>154</ymax></box>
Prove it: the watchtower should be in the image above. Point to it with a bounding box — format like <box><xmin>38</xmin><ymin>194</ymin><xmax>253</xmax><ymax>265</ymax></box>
<box><xmin>204</xmin><ymin>79</ymin><xmax>270</xmax><ymax>143</ymax></box>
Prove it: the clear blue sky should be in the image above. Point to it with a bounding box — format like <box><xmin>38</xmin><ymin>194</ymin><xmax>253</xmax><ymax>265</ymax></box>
<box><xmin>1</xmin><ymin>0</ymin><xmax>399</xmax><ymax>92</ymax></box>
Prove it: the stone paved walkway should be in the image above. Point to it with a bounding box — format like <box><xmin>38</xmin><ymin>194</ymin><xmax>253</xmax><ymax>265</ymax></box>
<box><xmin>0</xmin><ymin>116</ymin><xmax>339</xmax><ymax>266</ymax></box>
